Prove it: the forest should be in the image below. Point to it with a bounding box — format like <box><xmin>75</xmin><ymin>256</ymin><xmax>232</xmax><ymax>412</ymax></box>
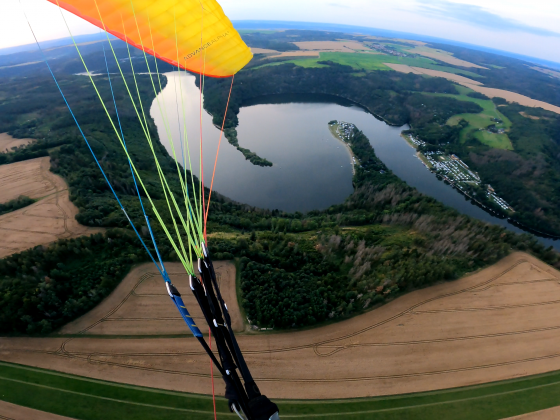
<box><xmin>459</xmin><ymin>102</ymin><xmax>560</xmax><ymax>235</ymax></box>
<box><xmin>203</xmin><ymin>54</ymin><xmax>560</xmax><ymax>235</ymax></box>
<box><xmin>0</xmin><ymin>196</ymin><xmax>35</xmax><ymax>216</ymax></box>
<box><xmin>223</xmin><ymin>128</ymin><xmax>272</xmax><ymax>166</ymax></box>
<box><xmin>0</xmin><ymin>37</ymin><xmax>559</xmax><ymax>333</ymax></box>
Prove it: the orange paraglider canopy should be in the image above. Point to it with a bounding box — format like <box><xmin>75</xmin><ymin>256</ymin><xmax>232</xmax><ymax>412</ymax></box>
<box><xmin>46</xmin><ymin>0</ymin><xmax>252</xmax><ymax>77</ymax></box>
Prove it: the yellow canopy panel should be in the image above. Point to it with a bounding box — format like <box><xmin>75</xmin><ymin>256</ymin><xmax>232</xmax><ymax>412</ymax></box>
<box><xmin>46</xmin><ymin>0</ymin><xmax>252</xmax><ymax>77</ymax></box>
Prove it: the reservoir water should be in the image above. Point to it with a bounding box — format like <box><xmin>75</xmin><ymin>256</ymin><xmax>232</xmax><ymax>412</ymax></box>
<box><xmin>152</xmin><ymin>72</ymin><xmax>559</xmax><ymax>250</ymax></box>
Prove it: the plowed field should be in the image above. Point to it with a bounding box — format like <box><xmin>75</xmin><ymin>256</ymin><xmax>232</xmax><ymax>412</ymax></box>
<box><xmin>0</xmin><ymin>157</ymin><xmax>102</xmax><ymax>258</ymax></box>
<box><xmin>2</xmin><ymin>253</ymin><xmax>560</xmax><ymax>401</ymax></box>
<box><xmin>0</xmin><ymin>133</ymin><xmax>34</xmax><ymax>153</ymax></box>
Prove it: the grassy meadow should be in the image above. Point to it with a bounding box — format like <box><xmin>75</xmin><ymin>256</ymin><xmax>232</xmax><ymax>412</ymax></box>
<box><xmin>254</xmin><ymin>52</ymin><xmax>483</xmax><ymax>78</ymax></box>
<box><xmin>428</xmin><ymin>86</ymin><xmax>514</xmax><ymax>150</ymax></box>
<box><xmin>3</xmin><ymin>360</ymin><xmax>560</xmax><ymax>419</ymax></box>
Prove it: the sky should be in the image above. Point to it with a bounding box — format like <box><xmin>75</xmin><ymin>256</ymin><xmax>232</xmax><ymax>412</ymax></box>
<box><xmin>2</xmin><ymin>0</ymin><xmax>560</xmax><ymax>63</ymax></box>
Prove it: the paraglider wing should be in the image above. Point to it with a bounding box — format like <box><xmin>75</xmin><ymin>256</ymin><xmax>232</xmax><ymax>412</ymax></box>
<box><xmin>46</xmin><ymin>0</ymin><xmax>253</xmax><ymax>77</ymax></box>
<box><xmin>37</xmin><ymin>1</ymin><xmax>278</xmax><ymax>419</ymax></box>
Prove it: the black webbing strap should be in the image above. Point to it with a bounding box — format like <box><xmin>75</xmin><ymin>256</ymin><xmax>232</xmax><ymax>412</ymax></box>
<box><xmin>202</xmin><ymin>254</ymin><xmax>261</xmax><ymax>398</ymax></box>
<box><xmin>167</xmin><ymin>281</ymin><xmax>251</xmax><ymax>415</ymax></box>
<box><xmin>194</xmin><ymin>248</ymin><xmax>280</xmax><ymax>420</ymax></box>
<box><xmin>190</xmin><ymin>274</ymin><xmax>253</xmax><ymax>418</ymax></box>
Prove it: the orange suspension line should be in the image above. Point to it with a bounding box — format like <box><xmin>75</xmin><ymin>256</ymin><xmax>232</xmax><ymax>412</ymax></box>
<box><xmin>204</xmin><ymin>74</ymin><xmax>235</xmax><ymax>240</ymax></box>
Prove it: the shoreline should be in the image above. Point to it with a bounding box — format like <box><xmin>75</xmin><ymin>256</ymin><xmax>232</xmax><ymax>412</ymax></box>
<box><xmin>401</xmin><ymin>132</ymin><xmax>432</xmax><ymax>168</ymax></box>
<box><xmin>397</xmin><ymin>133</ymin><xmax>560</xmax><ymax>239</ymax></box>
<box><xmin>328</xmin><ymin>122</ymin><xmax>357</xmax><ymax>175</ymax></box>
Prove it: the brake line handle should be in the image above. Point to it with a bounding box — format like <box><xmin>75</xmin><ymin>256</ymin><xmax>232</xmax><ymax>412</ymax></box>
<box><xmin>248</xmin><ymin>395</ymin><xmax>280</xmax><ymax>420</ymax></box>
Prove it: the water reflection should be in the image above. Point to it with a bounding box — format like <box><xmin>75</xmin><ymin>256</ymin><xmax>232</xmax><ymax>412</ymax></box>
<box><xmin>151</xmin><ymin>72</ymin><xmax>559</xmax><ymax>250</ymax></box>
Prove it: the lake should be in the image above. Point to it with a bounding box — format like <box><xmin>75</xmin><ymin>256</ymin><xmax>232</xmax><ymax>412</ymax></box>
<box><xmin>151</xmin><ymin>72</ymin><xmax>559</xmax><ymax>250</ymax></box>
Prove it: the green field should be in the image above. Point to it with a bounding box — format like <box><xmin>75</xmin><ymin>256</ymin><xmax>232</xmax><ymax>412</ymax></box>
<box><xmin>255</xmin><ymin>52</ymin><xmax>483</xmax><ymax>78</ymax></box>
<box><xmin>3</xmin><ymin>361</ymin><xmax>560</xmax><ymax>419</ymax></box>
<box><xmin>427</xmin><ymin>86</ymin><xmax>514</xmax><ymax>150</ymax></box>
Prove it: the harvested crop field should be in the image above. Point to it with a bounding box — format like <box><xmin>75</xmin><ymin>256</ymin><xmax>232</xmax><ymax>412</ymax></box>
<box><xmin>59</xmin><ymin>261</ymin><xmax>242</xmax><ymax>335</ymax></box>
<box><xmin>0</xmin><ymin>157</ymin><xmax>61</xmax><ymax>203</ymax></box>
<box><xmin>465</xmin><ymin>85</ymin><xmax>560</xmax><ymax>114</ymax></box>
<box><xmin>0</xmin><ymin>157</ymin><xmax>102</xmax><ymax>258</ymax></box>
<box><xmin>530</xmin><ymin>66</ymin><xmax>560</xmax><ymax>80</ymax></box>
<box><xmin>251</xmin><ymin>48</ymin><xmax>320</xmax><ymax>58</ymax></box>
<box><xmin>382</xmin><ymin>63</ymin><xmax>423</xmax><ymax>74</ymax></box>
<box><xmin>250</xmin><ymin>48</ymin><xmax>278</xmax><ymax>54</ymax></box>
<box><xmin>520</xmin><ymin>111</ymin><xmax>541</xmax><ymax>120</ymax></box>
<box><xmin>386</xmin><ymin>65</ymin><xmax>560</xmax><ymax>115</ymax></box>
<box><xmin>252</xmin><ymin>41</ymin><xmax>373</xmax><ymax>57</ymax></box>
<box><xmin>3</xmin><ymin>253</ymin><xmax>560</xmax><ymax>400</ymax></box>
<box><xmin>0</xmin><ymin>400</ymin><xmax>75</xmax><ymax>420</ymax></box>
<box><xmin>293</xmin><ymin>40</ymin><xmax>372</xmax><ymax>52</ymax></box>
<box><xmin>268</xmin><ymin>51</ymin><xmax>320</xmax><ymax>58</ymax></box>
<box><xmin>408</xmin><ymin>46</ymin><xmax>487</xmax><ymax>69</ymax></box>
<box><xmin>0</xmin><ymin>133</ymin><xmax>34</xmax><ymax>153</ymax></box>
<box><xmin>506</xmin><ymin>406</ymin><xmax>560</xmax><ymax>419</ymax></box>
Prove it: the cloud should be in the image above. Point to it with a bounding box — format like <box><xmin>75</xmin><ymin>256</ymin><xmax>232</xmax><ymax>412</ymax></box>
<box><xmin>416</xmin><ymin>0</ymin><xmax>560</xmax><ymax>37</ymax></box>
<box><xmin>328</xmin><ymin>3</ymin><xmax>350</xmax><ymax>8</ymax></box>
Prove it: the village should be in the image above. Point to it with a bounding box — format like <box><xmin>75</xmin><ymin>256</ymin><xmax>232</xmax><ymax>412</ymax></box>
<box><xmin>407</xmin><ymin>134</ymin><xmax>515</xmax><ymax>213</ymax></box>
<box><xmin>328</xmin><ymin>120</ymin><xmax>360</xmax><ymax>173</ymax></box>
<box><xmin>367</xmin><ymin>43</ymin><xmax>409</xmax><ymax>57</ymax></box>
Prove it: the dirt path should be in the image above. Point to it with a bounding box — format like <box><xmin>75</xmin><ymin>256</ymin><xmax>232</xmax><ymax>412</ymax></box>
<box><xmin>2</xmin><ymin>253</ymin><xmax>560</xmax><ymax>400</ymax></box>
<box><xmin>0</xmin><ymin>157</ymin><xmax>102</xmax><ymax>258</ymax></box>
<box><xmin>0</xmin><ymin>400</ymin><xmax>75</xmax><ymax>420</ymax></box>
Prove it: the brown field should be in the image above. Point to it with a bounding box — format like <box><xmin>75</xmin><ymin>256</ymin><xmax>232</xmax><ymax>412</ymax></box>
<box><xmin>59</xmin><ymin>261</ymin><xmax>242</xmax><ymax>335</ymax></box>
<box><xmin>0</xmin><ymin>157</ymin><xmax>102</xmax><ymax>258</ymax></box>
<box><xmin>250</xmin><ymin>48</ymin><xmax>279</xmax><ymax>54</ymax></box>
<box><xmin>0</xmin><ymin>133</ymin><xmax>34</xmax><ymax>153</ymax></box>
<box><xmin>4</xmin><ymin>253</ymin><xmax>560</xmax><ymax>400</ymax></box>
<box><xmin>251</xmin><ymin>48</ymin><xmax>320</xmax><ymax>58</ymax></box>
<box><xmin>252</xmin><ymin>41</ymin><xmax>372</xmax><ymax>56</ymax></box>
<box><xmin>293</xmin><ymin>40</ymin><xmax>371</xmax><ymax>52</ymax></box>
<box><xmin>465</xmin><ymin>85</ymin><xmax>560</xmax><ymax>114</ymax></box>
<box><xmin>520</xmin><ymin>111</ymin><xmax>541</xmax><ymax>120</ymax></box>
<box><xmin>408</xmin><ymin>46</ymin><xmax>487</xmax><ymax>69</ymax></box>
<box><xmin>268</xmin><ymin>51</ymin><xmax>320</xmax><ymax>58</ymax></box>
<box><xmin>506</xmin><ymin>406</ymin><xmax>560</xmax><ymax>419</ymax></box>
<box><xmin>530</xmin><ymin>66</ymin><xmax>560</xmax><ymax>80</ymax></box>
<box><xmin>409</xmin><ymin>66</ymin><xmax>485</xmax><ymax>85</ymax></box>
<box><xmin>382</xmin><ymin>63</ymin><xmax>423</xmax><ymax>75</ymax></box>
<box><xmin>0</xmin><ymin>400</ymin><xmax>75</xmax><ymax>420</ymax></box>
<box><xmin>386</xmin><ymin>65</ymin><xmax>560</xmax><ymax>115</ymax></box>
<box><xmin>361</xmin><ymin>36</ymin><xmax>427</xmax><ymax>46</ymax></box>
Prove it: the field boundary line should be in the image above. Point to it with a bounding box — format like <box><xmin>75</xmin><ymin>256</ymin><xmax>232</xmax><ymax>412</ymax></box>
<box><xmin>3</xmin><ymin>371</ymin><xmax>560</xmax><ymax>418</ymax></box>
<box><xmin>279</xmin><ymin>373</ymin><xmax>560</xmax><ymax>417</ymax></box>
<box><xmin>0</xmin><ymin>375</ymin><xmax>236</xmax><ymax>417</ymax></box>
<box><xmin>0</xmin><ymin>362</ymin><xmax>214</xmax><ymax>399</ymax></box>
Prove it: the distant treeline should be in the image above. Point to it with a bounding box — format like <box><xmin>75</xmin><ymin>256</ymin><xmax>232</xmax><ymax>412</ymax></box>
<box><xmin>203</xmin><ymin>61</ymin><xmax>460</xmax><ymax>129</ymax></box>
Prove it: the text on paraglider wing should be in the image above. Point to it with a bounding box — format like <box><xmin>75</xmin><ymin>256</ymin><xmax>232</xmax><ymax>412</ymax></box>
<box><xmin>184</xmin><ymin>31</ymin><xmax>231</xmax><ymax>60</ymax></box>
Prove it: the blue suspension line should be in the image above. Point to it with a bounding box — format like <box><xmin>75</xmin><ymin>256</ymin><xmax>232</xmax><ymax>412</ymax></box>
<box><xmin>100</xmin><ymin>40</ymin><xmax>170</xmax><ymax>281</ymax></box>
<box><xmin>22</xmin><ymin>12</ymin><xmax>164</xmax><ymax>280</ymax></box>
<box><xmin>21</xmin><ymin>2</ymin><xmax>204</xmax><ymax>339</ymax></box>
